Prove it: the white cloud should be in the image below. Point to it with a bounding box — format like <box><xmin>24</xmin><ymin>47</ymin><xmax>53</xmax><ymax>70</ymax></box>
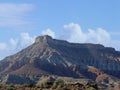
<box><xmin>61</xmin><ymin>23</ymin><xmax>111</xmax><ymax>45</ymax></box>
<box><xmin>20</xmin><ymin>33</ymin><xmax>35</xmax><ymax>48</ymax></box>
<box><xmin>0</xmin><ymin>3</ymin><xmax>33</xmax><ymax>15</ymax></box>
<box><xmin>110</xmin><ymin>32</ymin><xmax>120</xmax><ymax>36</ymax></box>
<box><xmin>41</xmin><ymin>28</ymin><xmax>55</xmax><ymax>38</ymax></box>
<box><xmin>10</xmin><ymin>38</ymin><xmax>17</xmax><ymax>46</ymax></box>
<box><xmin>0</xmin><ymin>3</ymin><xmax>34</xmax><ymax>27</ymax></box>
<box><xmin>0</xmin><ymin>43</ymin><xmax>6</xmax><ymax>51</ymax></box>
<box><xmin>87</xmin><ymin>28</ymin><xmax>110</xmax><ymax>44</ymax></box>
<box><xmin>0</xmin><ymin>33</ymin><xmax>35</xmax><ymax>60</ymax></box>
<box><xmin>63</xmin><ymin>23</ymin><xmax>86</xmax><ymax>43</ymax></box>
<box><xmin>107</xmin><ymin>40</ymin><xmax>120</xmax><ymax>51</ymax></box>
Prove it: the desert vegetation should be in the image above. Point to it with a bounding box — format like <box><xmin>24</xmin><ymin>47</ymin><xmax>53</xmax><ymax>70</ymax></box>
<box><xmin>0</xmin><ymin>78</ymin><xmax>119</xmax><ymax>90</ymax></box>
<box><xmin>0</xmin><ymin>78</ymin><xmax>103</xmax><ymax>90</ymax></box>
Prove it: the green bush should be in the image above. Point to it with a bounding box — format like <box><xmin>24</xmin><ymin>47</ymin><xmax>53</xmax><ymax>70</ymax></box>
<box><xmin>6</xmin><ymin>84</ymin><xmax>15</xmax><ymax>90</ymax></box>
<box><xmin>0</xmin><ymin>84</ymin><xmax>2</xmax><ymax>88</ymax></box>
<box><xmin>52</xmin><ymin>78</ymin><xmax>65</xmax><ymax>89</ymax></box>
<box><xmin>40</xmin><ymin>81</ymin><xmax>53</xmax><ymax>88</ymax></box>
<box><xmin>27</xmin><ymin>83</ymin><xmax>35</xmax><ymax>88</ymax></box>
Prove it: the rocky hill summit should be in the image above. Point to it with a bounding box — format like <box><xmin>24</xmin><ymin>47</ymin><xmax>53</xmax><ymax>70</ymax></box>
<box><xmin>0</xmin><ymin>35</ymin><xmax>120</xmax><ymax>84</ymax></box>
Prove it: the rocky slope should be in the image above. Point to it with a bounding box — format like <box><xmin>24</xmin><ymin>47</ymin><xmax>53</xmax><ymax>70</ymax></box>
<box><xmin>0</xmin><ymin>35</ymin><xmax>120</xmax><ymax>84</ymax></box>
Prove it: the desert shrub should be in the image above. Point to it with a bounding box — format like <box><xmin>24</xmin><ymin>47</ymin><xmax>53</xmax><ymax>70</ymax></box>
<box><xmin>40</xmin><ymin>81</ymin><xmax>53</xmax><ymax>88</ymax></box>
<box><xmin>91</xmin><ymin>83</ymin><xmax>98</xmax><ymax>89</ymax></box>
<box><xmin>88</xmin><ymin>87</ymin><xmax>96</xmax><ymax>90</ymax></box>
<box><xmin>52</xmin><ymin>78</ymin><xmax>65</xmax><ymax>89</ymax></box>
<box><xmin>27</xmin><ymin>83</ymin><xmax>35</xmax><ymax>88</ymax></box>
<box><xmin>0</xmin><ymin>84</ymin><xmax>2</xmax><ymax>88</ymax></box>
<box><xmin>6</xmin><ymin>84</ymin><xmax>15</xmax><ymax>90</ymax></box>
<box><xmin>22</xmin><ymin>84</ymin><xmax>29</xmax><ymax>87</ymax></box>
<box><xmin>21</xmin><ymin>83</ymin><xmax>35</xmax><ymax>88</ymax></box>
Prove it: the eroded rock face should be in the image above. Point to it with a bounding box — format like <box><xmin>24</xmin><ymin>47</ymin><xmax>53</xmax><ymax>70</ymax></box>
<box><xmin>35</xmin><ymin>35</ymin><xmax>53</xmax><ymax>44</ymax></box>
<box><xmin>0</xmin><ymin>35</ymin><xmax>120</xmax><ymax>84</ymax></box>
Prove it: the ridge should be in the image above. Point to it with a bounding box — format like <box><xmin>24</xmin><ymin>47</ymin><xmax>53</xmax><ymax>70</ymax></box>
<box><xmin>35</xmin><ymin>35</ymin><xmax>53</xmax><ymax>44</ymax></box>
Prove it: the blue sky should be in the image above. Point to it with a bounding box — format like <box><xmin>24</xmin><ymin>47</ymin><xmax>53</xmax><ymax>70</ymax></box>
<box><xmin>0</xmin><ymin>0</ymin><xmax>120</xmax><ymax>60</ymax></box>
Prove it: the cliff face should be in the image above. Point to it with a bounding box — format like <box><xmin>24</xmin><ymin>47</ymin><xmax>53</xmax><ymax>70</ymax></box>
<box><xmin>0</xmin><ymin>35</ymin><xmax>120</xmax><ymax>84</ymax></box>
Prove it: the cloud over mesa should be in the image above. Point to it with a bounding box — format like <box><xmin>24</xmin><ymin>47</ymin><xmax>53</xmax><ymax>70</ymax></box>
<box><xmin>0</xmin><ymin>33</ymin><xmax>35</xmax><ymax>60</ymax></box>
<box><xmin>0</xmin><ymin>23</ymin><xmax>119</xmax><ymax>60</ymax></box>
<box><xmin>41</xmin><ymin>28</ymin><xmax>55</xmax><ymax>38</ymax></box>
<box><xmin>61</xmin><ymin>23</ymin><xmax>110</xmax><ymax>44</ymax></box>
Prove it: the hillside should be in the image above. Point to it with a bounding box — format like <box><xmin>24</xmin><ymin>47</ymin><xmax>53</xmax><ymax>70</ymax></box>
<box><xmin>0</xmin><ymin>35</ymin><xmax>120</xmax><ymax>86</ymax></box>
